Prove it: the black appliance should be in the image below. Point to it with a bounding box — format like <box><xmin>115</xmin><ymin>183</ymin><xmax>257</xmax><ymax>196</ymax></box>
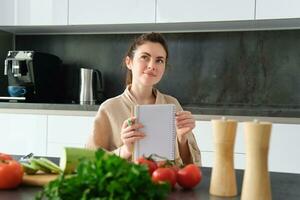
<box><xmin>3</xmin><ymin>51</ymin><xmax>63</xmax><ymax>103</ymax></box>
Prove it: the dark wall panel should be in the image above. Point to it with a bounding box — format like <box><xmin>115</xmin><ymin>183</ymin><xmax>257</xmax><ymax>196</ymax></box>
<box><xmin>14</xmin><ymin>31</ymin><xmax>300</xmax><ymax>115</ymax></box>
<box><xmin>0</xmin><ymin>30</ymin><xmax>13</xmax><ymax>96</ymax></box>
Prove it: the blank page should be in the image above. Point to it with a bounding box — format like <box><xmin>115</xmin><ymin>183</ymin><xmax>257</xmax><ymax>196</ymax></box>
<box><xmin>134</xmin><ymin>104</ymin><xmax>176</xmax><ymax>161</ymax></box>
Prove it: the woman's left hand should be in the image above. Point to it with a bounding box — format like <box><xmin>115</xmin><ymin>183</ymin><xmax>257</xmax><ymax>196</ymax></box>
<box><xmin>175</xmin><ymin>111</ymin><xmax>195</xmax><ymax>143</ymax></box>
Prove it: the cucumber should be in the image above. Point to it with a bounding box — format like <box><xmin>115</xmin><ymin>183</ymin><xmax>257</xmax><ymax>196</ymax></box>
<box><xmin>30</xmin><ymin>158</ymin><xmax>52</xmax><ymax>174</ymax></box>
<box><xmin>38</xmin><ymin>158</ymin><xmax>62</xmax><ymax>174</ymax></box>
<box><xmin>21</xmin><ymin>162</ymin><xmax>38</xmax><ymax>175</ymax></box>
<box><xmin>59</xmin><ymin>147</ymin><xmax>95</xmax><ymax>174</ymax></box>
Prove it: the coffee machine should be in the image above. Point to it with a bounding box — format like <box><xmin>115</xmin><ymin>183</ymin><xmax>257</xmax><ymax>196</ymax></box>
<box><xmin>4</xmin><ymin>51</ymin><xmax>63</xmax><ymax>102</ymax></box>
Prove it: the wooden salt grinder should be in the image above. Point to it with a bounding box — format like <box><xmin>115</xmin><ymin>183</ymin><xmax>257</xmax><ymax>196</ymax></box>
<box><xmin>209</xmin><ymin>119</ymin><xmax>238</xmax><ymax>197</ymax></box>
<box><xmin>241</xmin><ymin>121</ymin><xmax>272</xmax><ymax>200</ymax></box>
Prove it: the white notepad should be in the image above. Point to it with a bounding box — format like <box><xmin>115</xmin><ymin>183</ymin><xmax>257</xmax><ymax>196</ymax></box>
<box><xmin>134</xmin><ymin>104</ymin><xmax>176</xmax><ymax>161</ymax></box>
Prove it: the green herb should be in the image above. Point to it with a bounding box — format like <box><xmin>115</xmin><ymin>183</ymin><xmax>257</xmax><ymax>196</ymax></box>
<box><xmin>36</xmin><ymin>149</ymin><xmax>170</xmax><ymax>200</ymax></box>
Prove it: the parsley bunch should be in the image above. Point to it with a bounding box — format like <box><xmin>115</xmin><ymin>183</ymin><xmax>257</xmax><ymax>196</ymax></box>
<box><xmin>36</xmin><ymin>149</ymin><xmax>170</xmax><ymax>200</ymax></box>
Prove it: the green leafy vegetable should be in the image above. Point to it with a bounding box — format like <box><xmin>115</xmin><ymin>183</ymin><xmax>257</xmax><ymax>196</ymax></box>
<box><xmin>36</xmin><ymin>149</ymin><xmax>170</xmax><ymax>200</ymax></box>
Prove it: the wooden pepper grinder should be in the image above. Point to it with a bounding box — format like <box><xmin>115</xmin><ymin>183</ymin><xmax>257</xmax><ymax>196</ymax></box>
<box><xmin>241</xmin><ymin>120</ymin><xmax>272</xmax><ymax>200</ymax></box>
<box><xmin>209</xmin><ymin>118</ymin><xmax>238</xmax><ymax>197</ymax></box>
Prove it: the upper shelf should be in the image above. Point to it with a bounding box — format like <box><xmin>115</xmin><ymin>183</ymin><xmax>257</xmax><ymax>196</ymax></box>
<box><xmin>2</xmin><ymin>19</ymin><xmax>300</xmax><ymax>35</ymax></box>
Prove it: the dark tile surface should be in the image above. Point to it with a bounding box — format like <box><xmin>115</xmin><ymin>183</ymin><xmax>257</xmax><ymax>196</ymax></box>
<box><xmin>0</xmin><ymin>30</ymin><xmax>13</xmax><ymax>97</ymax></box>
<box><xmin>1</xmin><ymin>30</ymin><xmax>299</xmax><ymax>117</ymax></box>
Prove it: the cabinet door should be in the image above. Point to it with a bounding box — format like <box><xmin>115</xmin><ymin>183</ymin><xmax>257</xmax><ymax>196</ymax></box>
<box><xmin>16</xmin><ymin>0</ymin><xmax>68</xmax><ymax>25</ymax></box>
<box><xmin>0</xmin><ymin>0</ymin><xmax>15</xmax><ymax>25</ymax></box>
<box><xmin>69</xmin><ymin>0</ymin><xmax>155</xmax><ymax>25</ymax></box>
<box><xmin>0</xmin><ymin>113</ymin><xmax>47</xmax><ymax>156</ymax></box>
<box><xmin>47</xmin><ymin>115</ymin><xmax>94</xmax><ymax>157</ymax></box>
<box><xmin>256</xmin><ymin>0</ymin><xmax>300</xmax><ymax>19</ymax></box>
<box><xmin>156</xmin><ymin>0</ymin><xmax>255</xmax><ymax>23</ymax></box>
<box><xmin>269</xmin><ymin>123</ymin><xmax>300</xmax><ymax>173</ymax></box>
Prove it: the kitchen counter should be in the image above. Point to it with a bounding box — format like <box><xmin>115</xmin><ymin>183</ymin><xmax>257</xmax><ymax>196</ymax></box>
<box><xmin>0</xmin><ymin>102</ymin><xmax>299</xmax><ymax>123</ymax></box>
<box><xmin>0</xmin><ymin>167</ymin><xmax>299</xmax><ymax>200</ymax></box>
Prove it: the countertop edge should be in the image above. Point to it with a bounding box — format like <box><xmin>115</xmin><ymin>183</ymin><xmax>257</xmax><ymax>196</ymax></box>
<box><xmin>1</xmin><ymin>108</ymin><xmax>299</xmax><ymax>124</ymax></box>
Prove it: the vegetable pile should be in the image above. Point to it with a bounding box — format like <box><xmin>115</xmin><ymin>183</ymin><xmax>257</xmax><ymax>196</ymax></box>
<box><xmin>36</xmin><ymin>149</ymin><xmax>170</xmax><ymax>200</ymax></box>
<box><xmin>137</xmin><ymin>154</ymin><xmax>202</xmax><ymax>189</ymax></box>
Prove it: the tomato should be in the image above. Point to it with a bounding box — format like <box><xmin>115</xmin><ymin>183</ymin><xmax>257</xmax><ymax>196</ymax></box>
<box><xmin>156</xmin><ymin>160</ymin><xmax>179</xmax><ymax>176</ymax></box>
<box><xmin>169</xmin><ymin>165</ymin><xmax>180</xmax><ymax>174</ymax></box>
<box><xmin>136</xmin><ymin>157</ymin><xmax>158</xmax><ymax>175</ymax></box>
<box><xmin>177</xmin><ymin>164</ymin><xmax>202</xmax><ymax>189</ymax></box>
<box><xmin>152</xmin><ymin>167</ymin><xmax>177</xmax><ymax>188</ymax></box>
<box><xmin>0</xmin><ymin>153</ymin><xmax>13</xmax><ymax>160</ymax></box>
<box><xmin>0</xmin><ymin>159</ymin><xmax>24</xmax><ymax>189</ymax></box>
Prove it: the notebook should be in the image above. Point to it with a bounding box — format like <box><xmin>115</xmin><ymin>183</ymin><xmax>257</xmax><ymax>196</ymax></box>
<box><xmin>134</xmin><ymin>104</ymin><xmax>176</xmax><ymax>161</ymax></box>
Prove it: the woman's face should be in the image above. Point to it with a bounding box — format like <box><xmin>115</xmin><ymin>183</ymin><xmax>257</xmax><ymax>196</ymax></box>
<box><xmin>126</xmin><ymin>41</ymin><xmax>167</xmax><ymax>87</ymax></box>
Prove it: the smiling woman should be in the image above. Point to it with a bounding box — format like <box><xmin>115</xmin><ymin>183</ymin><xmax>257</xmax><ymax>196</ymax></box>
<box><xmin>86</xmin><ymin>32</ymin><xmax>201</xmax><ymax>167</ymax></box>
<box><xmin>126</xmin><ymin>42</ymin><xmax>167</xmax><ymax>87</ymax></box>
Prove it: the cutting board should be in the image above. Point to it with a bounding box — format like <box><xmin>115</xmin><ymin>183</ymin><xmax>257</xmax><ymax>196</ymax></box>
<box><xmin>22</xmin><ymin>173</ymin><xmax>59</xmax><ymax>186</ymax></box>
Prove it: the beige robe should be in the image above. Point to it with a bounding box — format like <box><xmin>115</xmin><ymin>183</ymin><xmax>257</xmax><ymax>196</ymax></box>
<box><xmin>86</xmin><ymin>86</ymin><xmax>201</xmax><ymax>166</ymax></box>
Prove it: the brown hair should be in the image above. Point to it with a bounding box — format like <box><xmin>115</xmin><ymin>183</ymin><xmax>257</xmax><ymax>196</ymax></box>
<box><xmin>123</xmin><ymin>32</ymin><xmax>169</xmax><ymax>85</ymax></box>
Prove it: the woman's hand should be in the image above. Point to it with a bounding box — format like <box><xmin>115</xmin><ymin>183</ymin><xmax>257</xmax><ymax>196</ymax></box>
<box><xmin>175</xmin><ymin>111</ymin><xmax>195</xmax><ymax>143</ymax></box>
<box><xmin>120</xmin><ymin>117</ymin><xmax>145</xmax><ymax>159</ymax></box>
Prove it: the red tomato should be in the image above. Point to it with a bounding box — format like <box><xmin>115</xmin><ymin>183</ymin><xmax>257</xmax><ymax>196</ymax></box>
<box><xmin>170</xmin><ymin>165</ymin><xmax>180</xmax><ymax>174</ymax></box>
<box><xmin>0</xmin><ymin>153</ymin><xmax>13</xmax><ymax>160</ymax></box>
<box><xmin>156</xmin><ymin>160</ymin><xmax>179</xmax><ymax>175</ymax></box>
<box><xmin>156</xmin><ymin>160</ymin><xmax>166</xmax><ymax>168</ymax></box>
<box><xmin>152</xmin><ymin>167</ymin><xmax>177</xmax><ymax>188</ymax></box>
<box><xmin>177</xmin><ymin>164</ymin><xmax>202</xmax><ymax>189</ymax></box>
<box><xmin>0</xmin><ymin>160</ymin><xmax>24</xmax><ymax>189</ymax></box>
<box><xmin>136</xmin><ymin>157</ymin><xmax>158</xmax><ymax>175</ymax></box>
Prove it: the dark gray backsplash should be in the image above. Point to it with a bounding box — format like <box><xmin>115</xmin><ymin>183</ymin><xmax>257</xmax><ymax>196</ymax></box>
<box><xmin>14</xmin><ymin>31</ymin><xmax>300</xmax><ymax>116</ymax></box>
<box><xmin>0</xmin><ymin>30</ymin><xmax>13</xmax><ymax>96</ymax></box>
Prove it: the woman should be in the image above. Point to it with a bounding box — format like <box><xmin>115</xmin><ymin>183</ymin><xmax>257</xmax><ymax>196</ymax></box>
<box><xmin>86</xmin><ymin>32</ymin><xmax>201</xmax><ymax>166</ymax></box>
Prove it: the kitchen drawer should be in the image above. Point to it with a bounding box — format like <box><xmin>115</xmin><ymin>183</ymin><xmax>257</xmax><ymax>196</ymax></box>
<box><xmin>47</xmin><ymin>115</ymin><xmax>94</xmax><ymax>144</ymax></box>
<box><xmin>0</xmin><ymin>113</ymin><xmax>47</xmax><ymax>156</ymax></box>
<box><xmin>269</xmin><ymin>123</ymin><xmax>300</xmax><ymax>173</ymax></box>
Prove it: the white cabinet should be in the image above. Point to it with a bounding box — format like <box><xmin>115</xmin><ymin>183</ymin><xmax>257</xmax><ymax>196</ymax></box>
<box><xmin>47</xmin><ymin>115</ymin><xmax>94</xmax><ymax>156</ymax></box>
<box><xmin>269</xmin><ymin>124</ymin><xmax>300</xmax><ymax>173</ymax></box>
<box><xmin>16</xmin><ymin>0</ymin><xmax>68</xmax><ymax>25</ymax></box>
<box><xmin>0</xmin><ymin>0</ymin><xmax>15</xmax><ymax>25</ymax></box>
<box><xmin>0</xmin><ymin>113</ymin><xmax>47</xmax><ymax>156</ymax></box>
<box><xmin>156</xmin><ymin>0</ymin><xmax>255</xmax><ymax>23</ymax></box>
<box><xmin>256</xmin><ymin>0</ymin><xmax>300</xmax><ymax>20</ymax></box>
<box><xmin>0</xmin><ymin>0</ymin><xmax>68</xmax><ymax>26</ymax></box>
<box><xmin>69</xmin><ymin>0</ymin><xmax>156</xmax><ymax>25</ymax></box>
<box><xmin>194</xmin><ymin>120</ymin><xmax>300</xmax><ymax>173</ymax></box>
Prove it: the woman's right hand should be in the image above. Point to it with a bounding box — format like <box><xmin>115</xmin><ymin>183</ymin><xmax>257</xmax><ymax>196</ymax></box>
<box><xmin>120</xmin><ymin>117</ymin><xmax>145</xmax><ymax>159</ymax></box>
